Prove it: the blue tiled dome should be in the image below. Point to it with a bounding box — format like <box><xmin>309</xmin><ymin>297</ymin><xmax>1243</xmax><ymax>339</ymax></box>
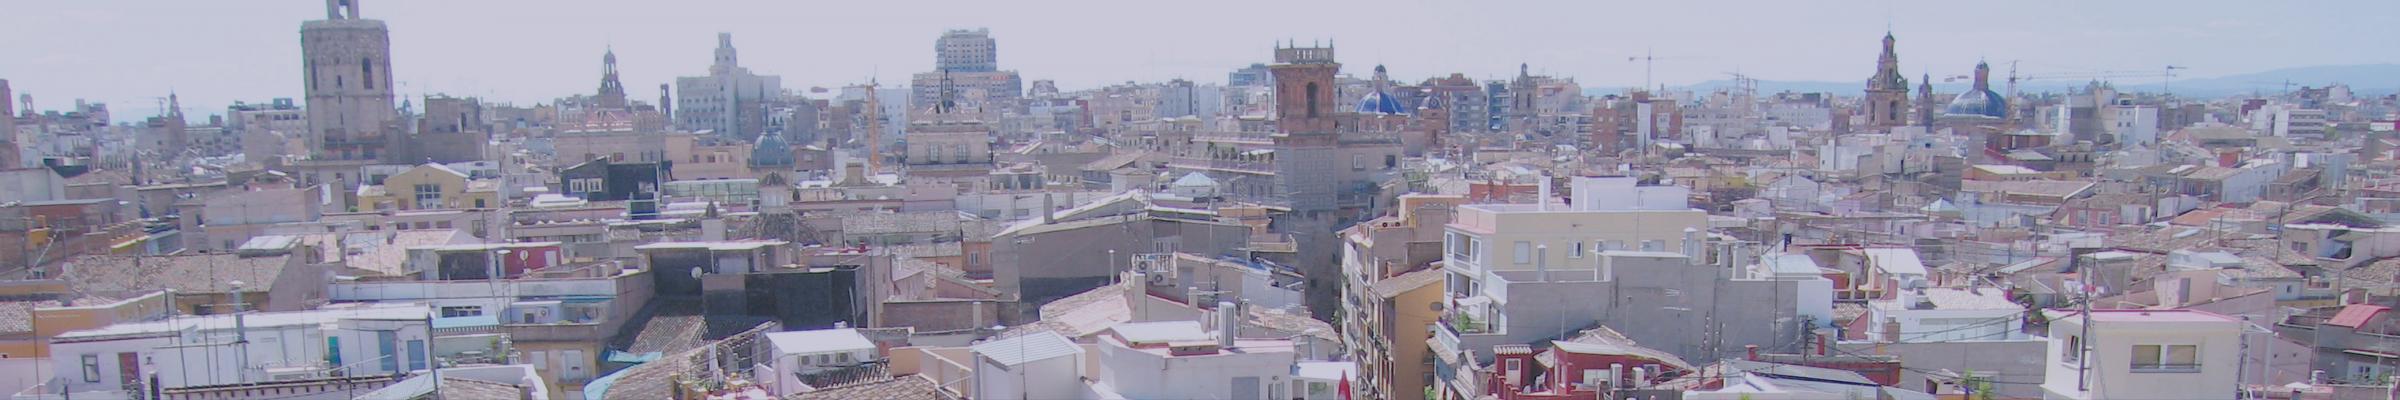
<box><xmin>1944</xmin><ymin>61</ymin><xmax>2008</xmax><ymax>119</ymax></box>
<box><xmin>1358</xmin><ymin>90</ymin><xmax>1407</xmax><ymax>115</ymax></box>
<box><xmin>1944</xmin><ymin>89</ymin><xmax>2007</xmax><ymax>119</ymax></box>
<box><xmin>750</xmin><ymin>131</ymin><xmax>794</xmax><ymax>167</ymax></box>
<box><xmin>1357</xmin><ymin>64</ymin><xmax>1408</xmax><ymax>115</ymax></box>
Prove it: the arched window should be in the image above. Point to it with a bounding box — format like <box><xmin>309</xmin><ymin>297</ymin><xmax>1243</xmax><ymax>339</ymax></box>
<box><xmin>1305</xmin><ymin>83</ymin><xmax>1320</xmax><ymax>117</ymax></box>
<box><xmin>362</xmin><ymin>58</ymin><xmax>376</xmax><ymax>90</ymax></box>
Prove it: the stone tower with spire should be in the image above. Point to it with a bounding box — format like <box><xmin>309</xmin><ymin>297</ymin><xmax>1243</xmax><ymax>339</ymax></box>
<box><xmin>1915</xmin><ymin>73</ymin><xmax>1937</xmax><ymax>127</ymax></box>
<box><xmin>1863</xmin><ymin>32</ymin><xmax>1911</xmax><ymax>132</ymax></box>
<box><xmin>596</xmin><ymin>48</ymin><xmax>628</xmax><ymax>110</ymax></box>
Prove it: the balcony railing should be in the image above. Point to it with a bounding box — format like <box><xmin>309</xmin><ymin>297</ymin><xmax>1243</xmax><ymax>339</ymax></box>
<box><xmin>2130</xmin><ymin>363</ymin><xmax>2202</xmax><ymax>373</ymax></box>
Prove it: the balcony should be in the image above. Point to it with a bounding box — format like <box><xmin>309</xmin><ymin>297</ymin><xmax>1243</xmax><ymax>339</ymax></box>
<box><xmin>2129</xmin><ymin>363</ymin><xmax>2202</xmax><ymax>373</ymax></box>
<box><xmin>1167</xmin><ymin>157</ymin><xmax>1275</xmax><ymax>176</ymax></box>
<box><xmin>503</xmin><ymin>321</ymin><xmax>607</xmax><ymax>342</ymax></box>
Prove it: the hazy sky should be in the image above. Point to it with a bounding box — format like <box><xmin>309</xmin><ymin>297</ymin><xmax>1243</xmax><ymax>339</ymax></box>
<box><xmin>5</xmin><ymin>0</ymin><xmax>2396</xmax><ymax>121</ymax></box>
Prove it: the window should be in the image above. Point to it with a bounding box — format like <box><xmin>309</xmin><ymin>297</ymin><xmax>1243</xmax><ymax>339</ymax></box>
<box><xmin>413</xmin><ymin>183</ymin><xmax>442</xmax><ymax>208</ymax></box>
<box><xmin>474</xmin><ymin>198</ymin><xmax>487</xmax><ymax>208</ymax></box>
<box><xmin>2131</xmin><ymin>344</ymin><xmax>2199</xmax><ymax>372</ymax></box>
<box><xmin>81</xmin><ymin>354</ymin><xmax>100</xmax><ymax>382</ymax></box>
<box><xmin>1513</xmin><ymin>242</ymin><xmax>1533</xmax><ymax>264</ymax></box>
<box><xmin>1570</xmin><ymin>242</ymin><xmax>1586</xmax><ymax>259</ymax></box>
<box><xmin>1447</xmin><ymin>233</ymin><xmax>1463</xmax><ymax>258</ymax></box>
<box><xmin>440</xmin><ymin>306</ymin><xmax>483</xmax><ymax>318</ymax></box>
<box><xmin>361</xmin><ymin>58</ymin><xmax>376</xmax><ymax>90</ymax></box>
<box><xmin>1305</xmin><ymin>83</ymin><xmax>1321</xmax><ymax>117</ymax></box>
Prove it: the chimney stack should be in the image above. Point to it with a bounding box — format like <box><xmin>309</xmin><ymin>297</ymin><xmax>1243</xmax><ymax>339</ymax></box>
<box><xmin>1217</xmin><ymin>301</ymin><xmax>1239</xmax><ymax>348</ymax></box>
<box><xmin>1042</xmin><ymin>193</ymin><xmax>1057</xmax><ymax>224</ymax></box>
<box><xmin>1746</xmin><ymin>345</ymin><xmax>1760</xmax><ymax>361</ymax></box>
<box><xmin>1609</xmin><ymin>364</ymin><xmax>1625</xmax><ymax>389</ymax></box>
<box><xmin>1683</xmin><ymin>228</ymin><xmax>1705</xmax><ymax>265</ymax></box>
<box><xmin>1882</xmin><ymin>317</ymin><xmax>1903</xmax><ymax>343</ymax></box>
<box><xmin>1536</xmin><ymin>173</ymin><xmax>1552</xmax><ymax>211</ymax></box>
<box><xmin>1535</xmin><ymin>244</ymin><xmax>1549</xmax><ymax>282</ymax></box>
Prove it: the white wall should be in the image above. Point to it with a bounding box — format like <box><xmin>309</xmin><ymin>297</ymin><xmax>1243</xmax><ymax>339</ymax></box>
<box><xmin>0</xmin><ymin>358</ymin><xmax>52</xmax><ymax>399</ymax></box>
<box><xmin>1095</xmin><ymin>340</ymin><xmax>1296</xmax><ymax>400</ymax></box>
<box><xmin>973</xmin><ymin>354</ymin><xmax>1082</xmax><ymax>400</ymax></box>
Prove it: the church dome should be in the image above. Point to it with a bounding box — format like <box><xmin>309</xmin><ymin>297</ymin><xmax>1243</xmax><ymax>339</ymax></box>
<box><xmin>750</xmin><ymin>131</ymin><xmax>795</xmax><ymax>167</ymax></box>
<box><xmin>1357</xmin><ymin>64</ymin><xmax>1409</xmax><ymax>115</ymax></box>
<box><xmin>1944</xmin><ymin>61</ymin><xmax>2008</xmax><ymax>119</ymax></box>
<box><xmin>1943</xmin><ymin>89</ymin><xmax>2007</xmax><ymax>119</ymax></box>
<box><xmin>1358</xmin><ymin>89</ymin><xmax>1407</xmax><ymax>115</ymax></box>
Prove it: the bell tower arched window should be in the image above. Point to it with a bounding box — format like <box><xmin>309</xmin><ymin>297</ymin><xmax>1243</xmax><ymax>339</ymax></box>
<box><xmin>1305</xmin><ymin>83</ymin><xmax>1320</xmax><ymax>117</ymax></box>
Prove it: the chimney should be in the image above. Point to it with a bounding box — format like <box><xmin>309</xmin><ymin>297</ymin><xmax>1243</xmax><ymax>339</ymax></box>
<box><xmin>1732</xmin><ymin>242</ymin><xmax>1756</xmax><ymax>273</ymax></box>
<box><xmin>1631</xmin><ymin>366</ymin><xmax>1648</xmax><ymax>389</ymax></box>
<box><xmin>1609</xmin><ymin>364</ymin><xmax>1625</xmax><ymax>389</ymax></box>
<box><xmin>1217</xmin><ymin>301</ymin><xmax>1239</xmax><ymax>348</ymax></box>
<box><xmin>1746</xmin><ymin>345</ymin><xmax>1760</xmax><ymax>361</ymax></box>
<box><xmin>1042</xmin><ymin>193</ymin><xmax>1057</xmax><ymax>224</ymax></box>
<box><xmin>1683</xmin><ymin>228</ymin><xmax>1704</xmax><ymax>265</ymax></box>
<box><xmin>1124</xmin><ymin>272</ymin><xmax>1147</xmax><ymax>321</ymax></box>
<box><xmin>1882</xmin><ymin>317</ymin><xmax>1903</xmax><ymax>343</ymax></box>
<box><xmin>1535</xmin><ymin>244</ymin><xmax>1549</xmax><ymax>282</ymax></box>
<box><xmin>1536</xmin><ymin>173</ymin><xmax>1552</xmax><ymax>211</ymax></box>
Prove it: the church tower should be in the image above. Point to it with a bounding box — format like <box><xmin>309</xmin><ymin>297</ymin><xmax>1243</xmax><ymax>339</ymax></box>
<box><xmin>596</xmin><ymin>48</ymin><xmax>628</xmax><ymax>110</ymax></box>
<box><xmin>301</xmin><ymin>0</ymin><xmax>398</xmax><ymax>161</ymax></box>
<box><xmin>1863</xmin><ymin>32</ymin><xmax>1911</xmax><ymax>132</ymax></box>
<box><xmin>1916</xmin><ymin>73</ymin><xmax>1937</xmax><ymax>127</ymax></box>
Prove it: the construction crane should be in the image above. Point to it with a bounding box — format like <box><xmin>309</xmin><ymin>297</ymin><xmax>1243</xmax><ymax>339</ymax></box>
<box><xmin>1720</xmin><ymin>71</ymin><xmax>1759</xmax><ymax>117</ymax></box>
<box><xmin>1625</xmin><ymin>48</ymin><xmax>1705</xmax><ymax>93</ymax></box>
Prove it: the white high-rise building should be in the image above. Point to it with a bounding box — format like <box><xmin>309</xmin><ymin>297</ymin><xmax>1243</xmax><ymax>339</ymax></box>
<box><xmin>675</xmin><ymin>33</ymin><xmax>782</xmax><ymax>138</ymax></box>
<box><xmin>2112</xmin><ymin>104</ymin><xmax>2159</xmax><ymax>145</ymax></box>
<box><xmin>300</xmin><ymin>0</ymin><xmax>398</xmax><ymax>161</ymax></box>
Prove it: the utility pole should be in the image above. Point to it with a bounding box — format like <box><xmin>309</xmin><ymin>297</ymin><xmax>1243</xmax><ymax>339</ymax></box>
<box><xmin>2076</xmin><ymin>279</ymin><xmax>2093</xmax><ymax>392</ymax></box>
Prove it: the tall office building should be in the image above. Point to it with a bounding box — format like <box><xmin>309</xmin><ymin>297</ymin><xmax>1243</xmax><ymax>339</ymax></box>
<box><xmin>300</xmin><ymin>0</ymin><xmax>399</xmax><ymax>161</ymax></box>
<box><xmin>912</xmin><ymin>28</ymin><xmax>1021</xmax><ymax>111</ymax></box>
<box><xmin>935</xmin><ymin>28</ymin><xmax>998</xmax><ymax>73</ymax></box>
<box><xmin>676</xmin><ymin>33</ymin><xmax>783</xmax><ymax>138</ymax></box>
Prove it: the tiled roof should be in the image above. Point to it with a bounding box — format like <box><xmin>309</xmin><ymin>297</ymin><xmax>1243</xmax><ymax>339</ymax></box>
<box><xmin>1369</xmin><ymin>268</ymin><xmax>1445</xmax><ymax>298</ymax></box>
<box><xmin>0</xmin><ymin>299</ymin><xmax>64</xmax><ymax>335</ymax></box>
<box><xmin>784</xmin><ymin>375</ymin><xmax>947</xmax><ymax>400</ymax></box>
<box><xmin>610</xmin><ymin>297</ymin><xmax>778</xmax><ymax>355</ymax></box>
<box><xmin>435</xmin><ymin>377</ymin><xmax>526</xmax><ymax>399</ymax></box>
<box><xmin>2326</xmin><ymin>305</ymin><xmax>2387</xmax><ymax>329</ymax></box>
<box><xmin>842</xmin><ymin>212</ymin><xmax>961</xmax><ymax>235</ymax></box>
<box><xmin>64</xmin><ymin>253</ymin><xmax>291</xmax><ymax>298</ymax></box>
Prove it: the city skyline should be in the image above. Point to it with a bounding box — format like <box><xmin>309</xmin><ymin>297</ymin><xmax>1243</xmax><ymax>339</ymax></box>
<box><xmin>4</xmin><ymin>0</ymin><xmax>2396</xmax><ymax>120</ymax></box>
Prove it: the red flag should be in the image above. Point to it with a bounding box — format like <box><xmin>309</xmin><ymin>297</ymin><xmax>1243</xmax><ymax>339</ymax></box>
<box><xmin>1339</xmin><ymin>371</ymin><xmax>1353</xmax><ymax>400</ymax></box>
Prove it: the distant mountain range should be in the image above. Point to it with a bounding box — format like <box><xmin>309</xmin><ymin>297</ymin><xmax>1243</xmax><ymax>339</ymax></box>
<box><xmin>1591</xmin><ymin>64</ymin><xmax>2400</xmax><ymax>98</ymax></box>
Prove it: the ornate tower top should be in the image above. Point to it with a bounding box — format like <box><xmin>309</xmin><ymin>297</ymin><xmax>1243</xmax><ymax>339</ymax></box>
<box><xmin>596</xmin><ymin>48</ymin><xmax>629</xmax><ymax>110</ymax></box>
<box><xmin>1868</xmin><ymin>33</ymin><xmax>1907</xmax><ymax>91</ymax></box>
<box><xmin>324</xmin><ymin>0</ymin><xmax>362</xmax><ymax>20</ymax></box>
<box><xmin>711</xmin><ymin>33</ymin><xmax>739</xmax><ymax>73</ymax></box>
<box><xmin>934</xmin><ymin>69</ymin><xmax>957</xmax><ymax>114</ymax></box>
